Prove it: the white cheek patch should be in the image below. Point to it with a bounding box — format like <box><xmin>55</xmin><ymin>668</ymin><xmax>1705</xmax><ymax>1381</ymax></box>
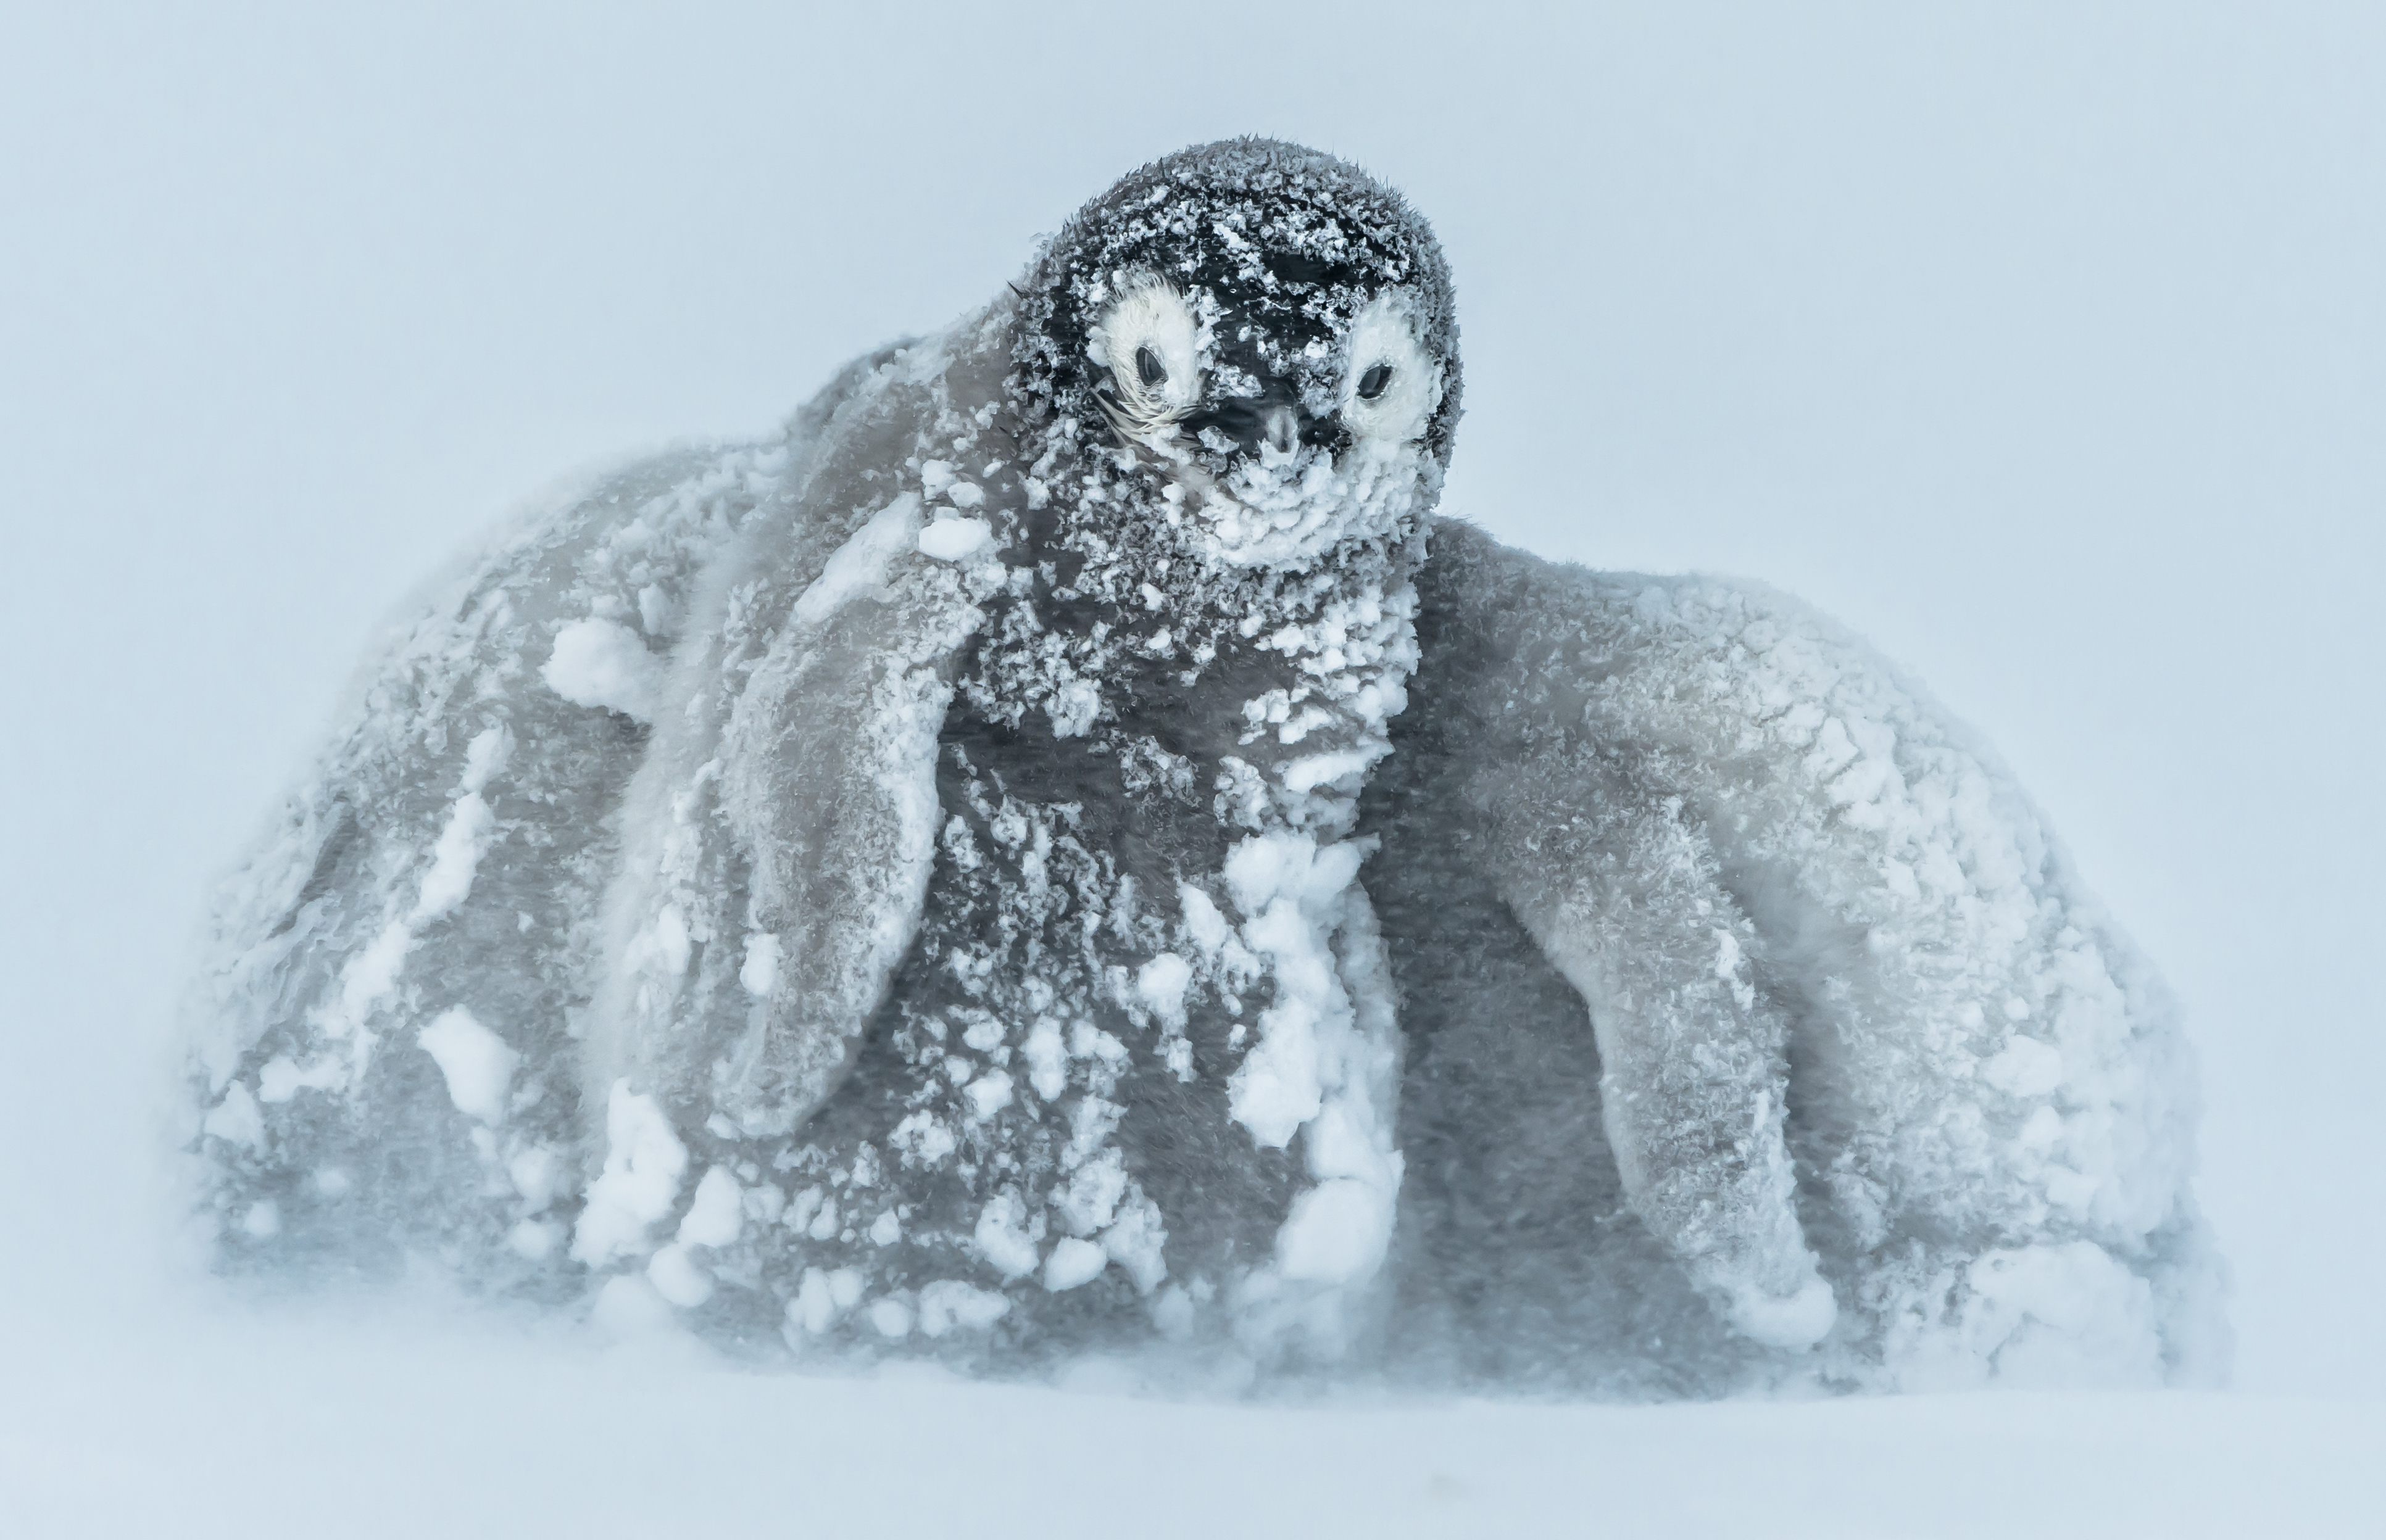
<box><xmin>1340</xmin><ymin>293</ymin><xmax>1439</xmax><ymax>445</ymax></box>
<box><xmin>1089</xmin><ymin>276</ymin><xmax>1202</xmax><ymax>429</ymax></box>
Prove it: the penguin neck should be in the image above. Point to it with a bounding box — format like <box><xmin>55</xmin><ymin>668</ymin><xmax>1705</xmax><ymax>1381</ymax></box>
<box><xmin>954</xmin><ymin>551</ymin><xmax>1420</xmax><ymax>848</ymax></box>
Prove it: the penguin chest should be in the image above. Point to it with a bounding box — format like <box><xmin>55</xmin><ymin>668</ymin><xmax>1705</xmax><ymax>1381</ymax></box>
<box><xmin>775</xmin><ymin>738</ymin><xmax>1406</xmax><ymax>1355</ymax></box>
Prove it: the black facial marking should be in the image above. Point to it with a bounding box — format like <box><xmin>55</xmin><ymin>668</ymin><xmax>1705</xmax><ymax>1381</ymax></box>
<box><xmin>1358</xmin><ymin>363</ymin><xmax>1394</xmax><ymax>402</ymax></box>
<box><xmin>1268</xmin><ymin>252</ymin><xmax>1339</xmax><ymax>289</ymax></box>
<box><xmin>1024</xmin><ymin>139</ymin><xmax>1463</xmax><ymax>466</ymax></box>
<box><xmin>1135</xmin><ymin>345</ymin><xmax>1166</xmax><ymax>389</ymax></box>
<box><xmin>1183</xmin><ymin>385</ymin><xmax>1350</xmax><ymax>459</ymax></box>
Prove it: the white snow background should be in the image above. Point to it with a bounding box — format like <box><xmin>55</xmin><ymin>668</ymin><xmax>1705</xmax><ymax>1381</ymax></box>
<box><xmin>3</xmin><ymin>2</ymin><xmax>2380</xmax><ymax>1534</ymax></box>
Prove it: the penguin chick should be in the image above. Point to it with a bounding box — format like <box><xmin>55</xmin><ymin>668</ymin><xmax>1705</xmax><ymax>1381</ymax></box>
<box><xmin>184</xmin><ymin>138</ymin><xmax>2219</xmax><ymax>1396</ymax></box>
<box><xmin>189</xmin><ymin>139</ymin><xmax>1459</xmax><ymax>1368</ymax></box>
<box><xmin>1368</xmin><ymin>530</ymin><xmax>2227</xmax><ymax>1394</ymax></box>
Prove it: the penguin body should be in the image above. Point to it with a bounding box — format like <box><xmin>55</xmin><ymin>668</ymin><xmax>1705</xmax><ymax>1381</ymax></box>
<box><xmin>186</xmin><ymin>139</ymin><xmax>2222</xmax><ymax>1391</ymax></box>
<box><xmin>1370</xmin><ymin>524</ymin><xmax>2227</xmax><ymax>1392</ymax></box>
<box><xmin>196</xmin><ymin>141</ymin><xmax>1450</xmax><ymax>1363</ymax></box>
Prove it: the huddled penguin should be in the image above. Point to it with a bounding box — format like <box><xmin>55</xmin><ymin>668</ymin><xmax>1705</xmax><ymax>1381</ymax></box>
<box><xmin>1371</xmin><ymin>541</ymin><xmax>2228</xmax><ymax>1393</ymax></box>
<box><xmin>185</xmin><ymin>138</ymin><xmax>2224</xmax><ymax>1393</ymax></box>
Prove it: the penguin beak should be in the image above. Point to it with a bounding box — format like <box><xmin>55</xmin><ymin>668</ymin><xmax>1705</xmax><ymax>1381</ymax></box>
<box><xmin>1260</xmin><ymin>403</ymin><xmax>1300</xmax><ymax>458</ymax></box>
<box><xmin>1183</xmin><ymin>386</ymin><xmax>1332</xmax><ymax>462</ymax></box>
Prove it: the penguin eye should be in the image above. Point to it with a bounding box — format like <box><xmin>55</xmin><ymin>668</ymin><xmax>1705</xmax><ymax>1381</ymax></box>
<box><xmin>1091</xmin><ymin>276</ymin><xmax>1199</xmax><ymax>431</ymax></box>
<box><xmin>1342</xmin><ymin>292</ymin><xmax>1439</xmax><ymax>444</ymax></box>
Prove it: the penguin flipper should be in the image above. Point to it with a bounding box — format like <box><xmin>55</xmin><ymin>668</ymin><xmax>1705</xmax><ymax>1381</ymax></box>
<box><xmin>590</xmin><ymin>496</ymin><xmax>984</xmax><ymax>1143</ymax></box>
<box><xmin>1393</xmin><ymin>521</ymin><xmax>1836</xmax><ymax>1350</ymax></box>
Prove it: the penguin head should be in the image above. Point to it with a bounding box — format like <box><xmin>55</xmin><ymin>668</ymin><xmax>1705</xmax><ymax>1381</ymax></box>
<box><xmin>1016</xmin><ymin>139</ymin><xmax>1460</xmax><ymax>573</ymax></box>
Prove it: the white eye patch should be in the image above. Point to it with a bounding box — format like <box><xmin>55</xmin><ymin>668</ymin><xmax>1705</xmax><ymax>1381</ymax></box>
<box><xmin>1089</xmin><ymin>276</ymin><xmax>1201</xmax><ymax>435</ymax></box>
<box><xmin>1340</xmin><ymin>292</ymin><xmax>1440</xmax><ymax>445</ymax></box>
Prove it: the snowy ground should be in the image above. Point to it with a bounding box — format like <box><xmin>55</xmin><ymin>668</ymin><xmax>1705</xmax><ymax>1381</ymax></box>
<box><xmin>5</xmin><ymin>3</ymin><xmax>2384</xmax><ymax>1534</ymax></box>
<box><xmin>9</xmin><ymin>1299</ymin><xmax>2380</xmax><ymax>1539</ymax></box>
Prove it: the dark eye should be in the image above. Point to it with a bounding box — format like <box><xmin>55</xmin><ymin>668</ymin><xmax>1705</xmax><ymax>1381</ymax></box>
<box><xmin>1135</xmin><ymin>345</ymin><xmax>1167</xmax><ymax>389</ymax></box>
<box><xmin>1357</xmin><ymin>363</ymin><xmax>1394</xmax><ymax>402</ymax></box>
